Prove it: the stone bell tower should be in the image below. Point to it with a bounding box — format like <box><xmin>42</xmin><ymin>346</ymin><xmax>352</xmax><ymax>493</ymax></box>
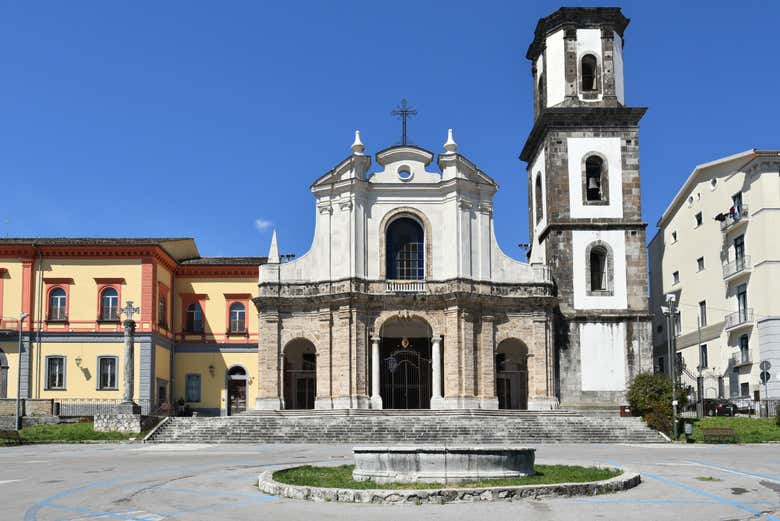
<box><xmin>520</xmin><ymin>7</ymin><xmax>653</xmax><ymax>407</ymax></box>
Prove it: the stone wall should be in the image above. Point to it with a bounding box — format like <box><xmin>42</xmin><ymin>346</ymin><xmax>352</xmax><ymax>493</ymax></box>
<box><xmin>0</xmin><ymin>399</ymin><xmax>54</xmax><ymax>416</ymax></box>
<box><xmin>94</xmin><ymin>414</ymin><xmax>157</xmax><ymax>433</ymax></box>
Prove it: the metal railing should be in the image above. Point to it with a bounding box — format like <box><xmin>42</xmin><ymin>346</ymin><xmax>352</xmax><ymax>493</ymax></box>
<box><xmin>386</xmin><ymin>280</ymin><xmax>427</xmax><ymax>293</ymax></box>
<box><xmin>725</xmin><ymin>308</ymin><xmax>754</xmax><ymax>330</ymax></box>
<box><xmin>722</xmin><ymin>256</ymin><xmax>751</xmax><ymax>279</ymax></box>
<box><xmin>56</xmin><ymin>398</ymin><xmax>159</xmax><ymax>416</ymax></box>
<box><xmin>720</xmin><ymin>205</ymin><xmax>749</xmax><ymax>232</ymax></box>
<box><xmin>730</xmin><ymin>352</ymin><xmax>752</xmax><ymax>366</ymax></box>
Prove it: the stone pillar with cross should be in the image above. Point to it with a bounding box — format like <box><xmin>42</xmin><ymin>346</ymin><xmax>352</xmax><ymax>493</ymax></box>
<box><xmin>119</xmin><ymin>301</ymin><xmax>141</xmax><ymax>414</ymax></box>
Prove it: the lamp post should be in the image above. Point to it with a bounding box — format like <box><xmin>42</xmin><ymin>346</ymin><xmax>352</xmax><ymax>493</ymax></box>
<box><xmin>662</xmin><ymin>294</ymin><xmax>680</xmax><ymax>440</ymax></box>
<box><xmin>15</xmin><ymin>312</ymin><xmax>29</xmax><ymax>431</ymax></box>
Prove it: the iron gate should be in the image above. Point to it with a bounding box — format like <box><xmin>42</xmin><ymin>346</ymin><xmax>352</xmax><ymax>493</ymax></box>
<box><xmin>381</xmin><ymin>340</ymin><xmax>431</xmax><ymax>409</ymax></box>
<box><xmin>496</xmin><ymin>370</ymin><xmax>528</xmax><ymax>409</ymax></box>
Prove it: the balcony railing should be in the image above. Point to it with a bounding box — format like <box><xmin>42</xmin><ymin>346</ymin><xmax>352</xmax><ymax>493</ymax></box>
<box><xmin>722</xmin><ymin>256</ymin><xmax>751</xmax><ymax>279</ymax></box>
<box><xmin>386</xmin><ymin>280</ymin><xmax>427</xmax><ymax>293</ymax></box>
<box><xmin>720</xmin><ymin>205</ymin><xmax>749</xmax><ymax>232</ymax></box>
<box><xmin>725</xmin><ymin>308</ymin><xmax>753</xmax><ymax>330</ymax></box>
<box><xmin>731</xmin><ymin>352</ymin><xmax>752</xmax><ymax>366</ymax></box>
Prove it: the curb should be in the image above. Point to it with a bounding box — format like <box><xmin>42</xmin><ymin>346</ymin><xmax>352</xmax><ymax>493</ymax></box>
<box><xmin>257</xmin><ymin>467</ymin><xmax>641</xmax><ymax>504</ymax></box>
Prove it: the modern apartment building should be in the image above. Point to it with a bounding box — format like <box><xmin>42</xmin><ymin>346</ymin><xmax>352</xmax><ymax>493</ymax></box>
<box><xmin>649</xmin><ymin>150</ymin><xmax>780</xmax><ymax>403</ymax></box>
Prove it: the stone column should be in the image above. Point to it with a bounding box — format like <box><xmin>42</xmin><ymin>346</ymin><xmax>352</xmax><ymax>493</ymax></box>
<box><xmin>430</xmin><ymin>335</ymin><xmax>445</xmax><ymax>409</ymax></box>
<box><xmin>256</xmin><ymin>310</ymin><xmax>283</xmax><ymax>410</ymax></box>
<box><xmin>118</xmin><ymin>302</ymin><xmax>140</xmax><ymax>415</ymax></box>
<box><xmin>122</xmin><ymin>318</ymin><xmax>136</xmax><ymax>404</ymax></box>
<box><xmin>370</xmin><ymin>336</ymin><xmax>382</xmax><ymax>409</ymax></box>
<box><xmin>478</xmin><ymin>315</ymin><xmax>498</xmax><ymax>409</ymax></box>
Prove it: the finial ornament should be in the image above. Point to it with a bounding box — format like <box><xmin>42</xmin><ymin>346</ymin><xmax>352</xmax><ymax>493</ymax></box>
<box><xmin>351</xmin><ymin>130</ymin><xmax>365</xmax><ymax>155</ymax></box>
<box><xmin>267</xmin><ymin>229</ymin><xmax>280</xmax><ymax>264</ymax></box>
<box><xmin>443</xmin><ymin>128</ymin><xmax>457</xmax><ymax>154</ymax></box>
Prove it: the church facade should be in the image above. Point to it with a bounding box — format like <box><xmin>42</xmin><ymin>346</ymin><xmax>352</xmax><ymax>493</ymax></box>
<box><xmin>0</xmin><ymin>7</ymin><xmax>652</xmax><ymax>417</ymax></box>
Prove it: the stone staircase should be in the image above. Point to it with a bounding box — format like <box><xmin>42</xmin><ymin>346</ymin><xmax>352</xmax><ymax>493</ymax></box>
<box><xmin>145</xmin><ymin>409</ymin><xmax>667</xmax><ymax>444</ymax></box>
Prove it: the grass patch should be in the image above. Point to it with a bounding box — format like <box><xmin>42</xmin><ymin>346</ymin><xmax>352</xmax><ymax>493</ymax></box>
<box><xmin>689</xmin><ymin>417</ymin><xmax>780</xmax><ymax>443</ymax></box>
<box><xmin>273</xmin><ymin>464</ymin><xmax>621</xmax><ymax>490</ymax></box>
<box><xmin>14</xmin><ymin>422</ymin><xmax>135</xmax><ymax>443</ymax></box>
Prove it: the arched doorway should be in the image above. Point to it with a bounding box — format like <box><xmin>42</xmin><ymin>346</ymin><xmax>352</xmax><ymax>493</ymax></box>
<box><xmin>283</xmin><ymin>339</ymin><xmax>316</xmax><ymax>410</ymax></box>
<box><xmin>0</xmin><ymin>349</ymin><xmax>8</xmax><ymax>399</ymax></box>
<box><xmin>496</xmin><ymin>339</ymin><xmax>528</xmax><ymax>410</ymax></box>
<box><xmin>226</xmin><ymin>365</ymin><xmax>247</xmax><ymax>415</ymax></box>
<box><xmin>379</xmin><ymin>317</ymin><xmax>434</xmax><ymax>409</ymax></box>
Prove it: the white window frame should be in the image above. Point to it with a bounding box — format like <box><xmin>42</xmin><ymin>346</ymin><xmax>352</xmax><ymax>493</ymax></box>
<box><xmin>97</xmin><ymin>356</ymin><xmax>119</xmax><ymax>390</ymax></box>
<box><xmin>45</xmin><ymin>355</ymin><xmax>66</xmax><ymax>390</ymax></box>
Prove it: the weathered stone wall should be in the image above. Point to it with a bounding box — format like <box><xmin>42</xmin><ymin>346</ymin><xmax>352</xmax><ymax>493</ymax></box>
<box><xmin>0</xmin><ymin>399</ymin><xmax>54</xmax><ymax>416</ymax></box>
<box><xmin>93</xmin><ymin>413</ymin><xmax>157</xmax><ymax>433</ymax></box>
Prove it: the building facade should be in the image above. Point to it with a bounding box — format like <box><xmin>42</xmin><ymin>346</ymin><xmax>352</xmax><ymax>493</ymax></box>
<box><xmin>0</xmin><ymin>7</ymin><xmax>653</xmax><ymax>416</ymax></box>
<box><xmin>649</xmin><ymin>150</ymin><xmax>780</xmax><ymax>403</ymax></box>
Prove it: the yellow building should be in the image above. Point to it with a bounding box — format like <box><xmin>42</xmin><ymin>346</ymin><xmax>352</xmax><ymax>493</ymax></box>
<box><xmin>0</xmin><ymin>238</ymin><xmax>262</xmax><ymax>416</ymax></box>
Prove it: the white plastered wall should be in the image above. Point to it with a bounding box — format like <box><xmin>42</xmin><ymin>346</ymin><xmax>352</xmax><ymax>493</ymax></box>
<box><xmin>567</xmin><ymin>137</ymin><xmax>624</xmax><ymax>219</ymax></box>
<box><xmin>529</xmin><ymin>147</ymin><xmax>547</xmax><ymax>265</ymax></box>
<box><xmin>544</xmin><ymin>30</ymin><xmax>565</xmax><ymax>107</ymax></box>
<box><xmin>576</xmin><ymin>28</ymin><xmax>603</xmax><ymax>102</ymax></box>
<box><xmin>613</xmin><ymin>32</ymin><xmax>625</xmax><ymax>104</ymax></box>
<box><xmin>572</xmin><ymin>229</ymin><xmax>627</xmax><ymax>310</ymax></box>
<box><xmin>580</xmin><ymin>322</ymin><xmax>627</xmax><ymax>391</ymax></box>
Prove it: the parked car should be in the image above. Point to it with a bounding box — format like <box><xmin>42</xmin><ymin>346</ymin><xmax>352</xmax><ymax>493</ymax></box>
<box><xmin>703</xmin><ymin>399</ymin><xmax>737</xmax><ymax>416</ymax></box>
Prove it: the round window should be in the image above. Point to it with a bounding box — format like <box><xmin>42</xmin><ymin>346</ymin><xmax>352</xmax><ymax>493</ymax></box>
<box><xmin>397</xmin><ymin>166</ymin><xmax>413</xmax><ymax>181</ymax></box>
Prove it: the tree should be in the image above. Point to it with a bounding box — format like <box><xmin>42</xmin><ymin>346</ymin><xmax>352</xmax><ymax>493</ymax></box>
<box><xmin>626</xmin><ymin>372</ymin><xmax>687</xmax><ymax>436</ymax></box>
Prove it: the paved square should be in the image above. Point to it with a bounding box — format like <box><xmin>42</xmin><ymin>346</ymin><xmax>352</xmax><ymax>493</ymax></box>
<box><xmin>2</xmin><ymin>443</ymin><xmax>779</xmax><ymax>520</ymax></box>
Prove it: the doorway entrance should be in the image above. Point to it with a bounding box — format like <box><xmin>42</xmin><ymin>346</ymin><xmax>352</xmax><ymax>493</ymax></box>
<box><xmin>496</xmin><ymin>339</ymin><xmax>528</xmax><ymax>410</ymax></box>
<box><xmin>227</xmin><ymin>366</ymin><xmax>247</xmax><ymax>415</ymax></box>
<box><xmin>380</xmin><ymin>337</ymin><xmax>432</xmax><ymax>409</ymax></box>
<box><xmin>283</xmin><ymin>339</ymin><xmax>316</xmax><ymax>410</ymax></box>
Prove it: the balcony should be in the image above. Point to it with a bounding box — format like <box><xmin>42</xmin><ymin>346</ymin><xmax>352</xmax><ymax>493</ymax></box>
<box><xmin>730</xmin><ymin>352</ymin><xmax>752</xmax><ymax>368</ymax></box>
<box><xmin>386</xmin><ymin>280</ymin><xmax>427</xmax><ymax>293</ymax></box>
<box><xmin>722</xmin><ymin>256</ymin><xmax>751</xmax><ymax>280</ymax></box>
<box><xmin>720</xmin><ymin>205</ymin><xmax>749</xmax><ymax>234</ymax></box>
<box><xmin>725</xmin><ymin>308</ymin><xmax>753</xmax><ymax>331</ymax></box>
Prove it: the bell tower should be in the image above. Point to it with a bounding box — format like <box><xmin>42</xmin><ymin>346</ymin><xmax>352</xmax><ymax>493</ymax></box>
<box><xmin>521</xmin><ymin>7</ymin><xmax>652</xmax><ymax>407</ymax></box>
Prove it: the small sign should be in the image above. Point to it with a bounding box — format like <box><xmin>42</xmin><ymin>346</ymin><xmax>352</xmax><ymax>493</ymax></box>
<box><xmin>760</xmin><ymin>360</ymin><xmax>772</xmax><ymax>371</ymax></box>
<box><xmin>760</xmin><ymin>371</ymin><xmax>771</xmax><ymax>384</ymax></box>
<box><xmin>672</xmin><ymin>400</ymin><xmax>678</xmax><ymax>406</ymax></box>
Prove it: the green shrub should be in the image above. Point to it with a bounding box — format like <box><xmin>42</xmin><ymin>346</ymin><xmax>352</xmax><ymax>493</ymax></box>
<box><xmin>626</xmin><ymin>372</ymin><xmax>687</xmax><ymax>436</ymax></box>
<box><xmin>776</xmin><ymin>404</ymin><xmax>780</xmax><ymax>427</ymax></box>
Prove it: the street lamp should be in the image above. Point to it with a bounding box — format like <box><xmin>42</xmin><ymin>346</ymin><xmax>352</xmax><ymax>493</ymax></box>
<box><xmin>15</xmin><ymin>312</ymin><xmax>29</xmax><ymax>431</ymax></box>
<box><xmin>661</xmin><ymin>294</ymin><xmax>679</xmax><ymax>440</ymax></box>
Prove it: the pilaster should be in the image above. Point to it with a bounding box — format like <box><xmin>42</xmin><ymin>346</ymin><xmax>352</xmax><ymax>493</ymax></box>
<box><xmin>256</xmin><ymin>310</ymin><xmax>282</xmax><ymax>410</ymax></box>
<box><xmin>478</xmin><ymin>314</ymin><xmax>498</xmax><ymax>409</ymax></box>
<box><xmin>315</xmin><ymin>309</ymin><xmax>333</xmax><ymax>409</ymax></box>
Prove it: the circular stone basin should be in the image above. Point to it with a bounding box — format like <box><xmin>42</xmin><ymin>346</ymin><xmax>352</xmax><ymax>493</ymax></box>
<box><xmin>352</xmin><ymin>446</ymin><xmax>535</xmax><ymax>484</ymax></box>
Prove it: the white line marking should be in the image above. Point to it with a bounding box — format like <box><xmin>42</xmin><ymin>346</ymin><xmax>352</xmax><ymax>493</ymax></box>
<box><xmin>0</xmin><ymin>479</ymin><xmax>23</xmax><ymax>484</ymax></box>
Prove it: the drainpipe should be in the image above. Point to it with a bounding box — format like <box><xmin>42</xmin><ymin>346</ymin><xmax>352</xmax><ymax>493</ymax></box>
<box><xmin>35</xmin><ymin>246</ymin><xmax>44</xmax><ymax>398</ymax></box>
<box><xmin>169</xmin><ymin>270</ymin><xmax>176</xmax><ymax>405</ymax></box>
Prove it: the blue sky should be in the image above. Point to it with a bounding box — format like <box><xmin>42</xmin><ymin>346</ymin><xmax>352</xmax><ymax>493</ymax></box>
<box><xmin>1</xmin><ymin>1</ymin><xmax>777</xmax><ymax>259</ymax></box>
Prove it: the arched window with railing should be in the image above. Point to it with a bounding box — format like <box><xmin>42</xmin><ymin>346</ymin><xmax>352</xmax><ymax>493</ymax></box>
<box><xmin>229</xmin><ymin>302</ymin><xmax>246</xmax><ymax>334</ymax></box>
<box><xmin>100</xmin><ymin>287</ymin><xmax>119</xmax><ymax>321</ymax></box>
<box><xmin>186</xmin><ymin>303</ymin><xmax>204</xmax><ymax>333</ymax></box>
<box><xmin>386</xmin><ymin>217</ymin><xmax>424</xmax><ymax>280</ymax></box>
<box><xmin>49</xmin><ymin>287</ymin><xmax>67</xmax><ymax>321</ymax></box>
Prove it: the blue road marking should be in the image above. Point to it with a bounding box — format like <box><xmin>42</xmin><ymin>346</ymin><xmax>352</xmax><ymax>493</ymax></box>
<box><xmin>686</xmin><ymin>459</ymin><xmax>780</xmax><ymax>483</ymax></box>
<box><xmin>644</xmin><ymin>472</ymin><xmax>780</xmax><ymax>521</ymax></box>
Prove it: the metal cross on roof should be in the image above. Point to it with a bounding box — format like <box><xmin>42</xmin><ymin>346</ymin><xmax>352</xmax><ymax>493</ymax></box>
<box><xmin>119</xmin><ymin>301</ymin><xmax>140</xmax><ymax>322</ymax></box>
<box><xmin>391</xmin><ymin>98</ymin><xmax>417</xmax><ymax>145</ymax></box>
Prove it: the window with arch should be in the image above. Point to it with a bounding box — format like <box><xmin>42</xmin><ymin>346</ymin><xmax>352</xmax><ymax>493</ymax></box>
<box><xmin>100</xmin><ymin>287</ymin><xmax>119</xmax><ymax>321</ymax></box>
<box><xmin>586</xmin><ymin>242</ymin><xmax>613</xmax><ymax>295</ymax></box>
<box><xmin>534</xmin><ymin>173</ymin><xmax>544</xmax><ymax>224</ymax></box>
<box><xmin>185</xmin><ymin>303</ymin><xmax>204</xmax><ymax>333</ymax></box>
<box><xmin>583</xmin><ymin>154</ymin><xmax>608</xmax><ymax>203</ymax></box>
<box><xmin>49</xmin><ymin>288</ymin><xmax>67</xmax><ymax>321</ymax></box>
<box><xmin>229</xmin><ymin>302</ymin><xmax>246</xmax><ymax>334</ymax></box>
<box><xmin>386</xmin><ymin>217</ymin><xmax>424</xmax><ymax>280</ymax></box>
<box><xmin>580</xmin><ymin>54</ymin><xmax>598</xmax><ymax>93</ymax></box>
